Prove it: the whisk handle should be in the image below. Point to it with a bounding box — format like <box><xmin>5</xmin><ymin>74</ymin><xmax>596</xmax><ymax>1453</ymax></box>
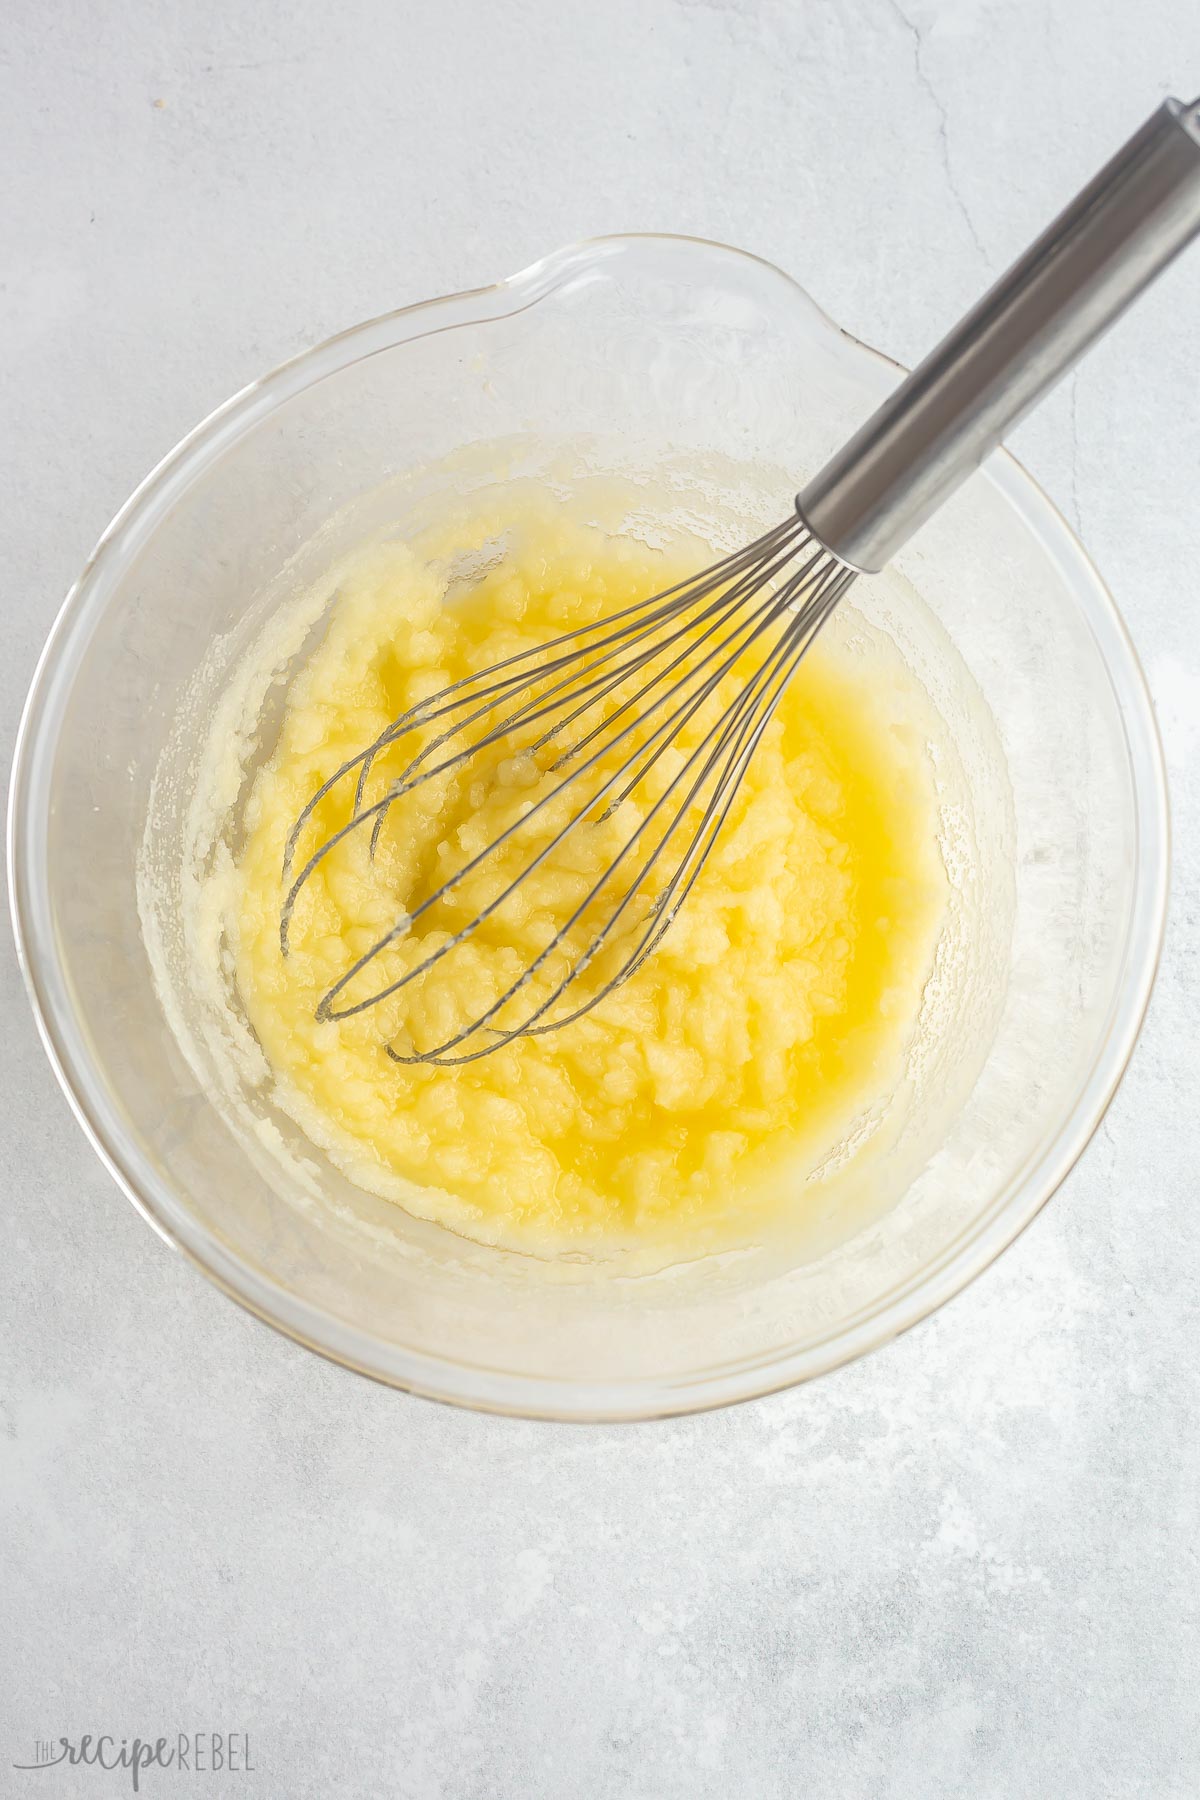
<box><xmin>798</xmin><ymin>96</ymin><xmax>1200</xmax><ymax>572</ymax></box>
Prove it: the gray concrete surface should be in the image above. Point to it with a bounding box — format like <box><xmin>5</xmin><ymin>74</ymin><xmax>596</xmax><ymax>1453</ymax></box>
<box><xmin>2</xmin><ymin>2</ymin><xmax>1198</xmax><ymax>1795</ymax></box>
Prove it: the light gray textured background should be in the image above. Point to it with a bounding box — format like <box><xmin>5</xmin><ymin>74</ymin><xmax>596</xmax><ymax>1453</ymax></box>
<box><xmin>3</xmin><ymin>2</ymin><xmax>1198</xmax><ymax>1795</ymax></box>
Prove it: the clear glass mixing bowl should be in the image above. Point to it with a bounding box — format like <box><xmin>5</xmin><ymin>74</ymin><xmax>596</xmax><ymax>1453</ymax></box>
<box><xmin>8</xmin><ymin>236</ymin><xmax>1168</xmax><ymax>1419</ymax></box>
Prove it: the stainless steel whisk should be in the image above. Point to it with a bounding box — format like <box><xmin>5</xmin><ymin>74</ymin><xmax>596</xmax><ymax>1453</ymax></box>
<box><xmin>283</xmin><ymin>96</ymin><xmax>1200</xmax><ymax>1064</ymax></box>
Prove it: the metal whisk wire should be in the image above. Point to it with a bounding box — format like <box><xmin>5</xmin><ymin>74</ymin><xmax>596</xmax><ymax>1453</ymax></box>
<box><xmin>281</xmin><ymin>516</ymin><xmax>851</xmax><ymax>1063</ymax></box>
<box><xmin>390</xmin><ymin>545</ymin><xmax>854</xmax><ymax>1064</ymax></box>
<box><xmin>279</xmin><ymin>94</ymin><xmax>1200</xmax><ymax>1062</ymax></box>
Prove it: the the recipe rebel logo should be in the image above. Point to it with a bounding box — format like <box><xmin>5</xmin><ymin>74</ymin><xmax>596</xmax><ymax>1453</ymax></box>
<box><xmin>12</xmin><ymin>1732</ymin><xmax>255</xmax><ymax>1790</ymax></box>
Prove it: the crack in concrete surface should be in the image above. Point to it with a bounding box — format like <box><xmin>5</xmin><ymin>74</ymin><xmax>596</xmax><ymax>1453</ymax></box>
<box><xmin>887</xmin><ymin>0</ymin><xmax>989</xmax><ymax>268</ymax></box>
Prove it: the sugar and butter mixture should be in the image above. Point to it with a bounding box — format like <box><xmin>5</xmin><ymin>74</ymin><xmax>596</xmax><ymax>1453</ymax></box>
<box><xmin>232</xmin><ymin>499</ymin><xmax>946</xmax><ymax>1255</ymax></box>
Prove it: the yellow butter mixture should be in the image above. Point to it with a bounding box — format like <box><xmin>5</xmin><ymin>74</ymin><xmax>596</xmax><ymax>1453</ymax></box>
<box><xmin>234</xmin><ymin>501</ymin><xmax>946</xmax><ymax>1254</ymax></box>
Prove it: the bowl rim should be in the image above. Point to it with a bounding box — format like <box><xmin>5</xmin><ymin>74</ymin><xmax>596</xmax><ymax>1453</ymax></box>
<box><xmin>7</xmin><ymin>232</ymin><xmax>1170</xmax><ymax>1421</ymax></box>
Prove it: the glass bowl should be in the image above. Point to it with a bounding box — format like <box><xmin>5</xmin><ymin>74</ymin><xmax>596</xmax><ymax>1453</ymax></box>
<box><xmin>8</xmin><ymin>235</ymin><xmax>1168</xmax><ymax>1419</ymax></box>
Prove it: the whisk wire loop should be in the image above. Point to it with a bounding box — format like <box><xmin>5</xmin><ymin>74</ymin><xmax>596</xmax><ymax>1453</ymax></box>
<box><xmin>281</xmin><ymin>512</ymin><xmax>856</xmax><ymax>1060</ymax></box>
